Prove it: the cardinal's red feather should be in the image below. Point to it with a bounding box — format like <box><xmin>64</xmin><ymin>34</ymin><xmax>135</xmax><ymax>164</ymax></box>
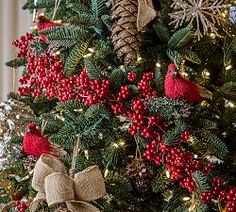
<box><xmin>164</xmin><ymin>74</ymin><xmax>202</xmax><ymax>103</ymax></box>
<box><xmin>23</xmin><ymin>130</ymin><xmax>52</xmax><ymax>158</ymax></box>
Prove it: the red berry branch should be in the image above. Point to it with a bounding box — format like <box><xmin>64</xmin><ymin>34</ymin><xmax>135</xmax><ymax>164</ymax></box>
<box><xmin>12</xmin><ymin>33</ymin><xmax>236</xmax><ymax>211</ymax></box>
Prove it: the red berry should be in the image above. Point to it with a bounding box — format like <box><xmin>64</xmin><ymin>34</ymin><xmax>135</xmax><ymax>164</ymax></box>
<box><xmin>180</xmin><ymin>131</ymin><xmax>190</xmax><ymax>141</ymax></box>
<box><xmin>127</xmin><ymin>71</ymin><xmax>136</xmax><ymax>82</ymax></box>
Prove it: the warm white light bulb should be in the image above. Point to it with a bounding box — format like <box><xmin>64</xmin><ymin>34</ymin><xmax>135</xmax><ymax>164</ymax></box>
<box><xmin>137</xmin><ymin>56</ymin><xmax>142</xmax><ymax>62</ymax></box>
<box><xmin>104</xmin><ymin>169</ymin><xmax>109</xmax><ymax>178</ymax></box>
<box><xmin>84</xmin><ymin>150</ymin><xmax>89</xmax><ymax>159</ymax></box>
<box><xmin>88</xmin><ymin>48</ymin><xmax>95</xmax><ymax>53</ymax></box>
<box><xmin>119</xmin><ymin>141</ymin><xmax>125</xmax><ymax>146</ymax></box>
<box><xmin>166</xmin><ymin>170</ymin><xmax>170</xmax><ymax>178</ymax></box>
<box><xmin>183</xmin><ymin>197</ymin><xmax>191</xmax><ymax>201</ymax></box>
<box><xmin>83</xmin><ymin>53</ymin><xmax>93</xmax><ymax>58</ymax></box>
<box><xmin>226</xmin><ymin>65</ymin><xmax>232</xmax><ymax>70</ymax></box>
<box><xmin>113</xmin><ymin>143</ymin><xmax>119</xmax><ymax>148</ymax></box>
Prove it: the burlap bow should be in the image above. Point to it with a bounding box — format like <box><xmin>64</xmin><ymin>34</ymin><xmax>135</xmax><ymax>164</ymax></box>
<box><xmin>30</xmin><ymin>154</ymin><xmax>106</xmax><ymax>212</ymax></box>
<box><xmin>137</xmin><ymin>0</ymin><xmax>157</xmax><ymax>31</ymax></box>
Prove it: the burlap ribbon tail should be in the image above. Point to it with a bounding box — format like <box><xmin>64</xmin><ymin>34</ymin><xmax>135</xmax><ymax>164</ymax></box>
<box><xmin>112</xmin><ymin>0</ymin><xmax>157</xmax><ymax>31</ymax></box>
<box><xmin>30</xmin><ymin>154</ymin><xmax>106</xmax><ymax>212</ymax></box>
<box><xmin>137</xmin><ymin>0</ymin><xmax>157</xmax><ymax>31</ymax></box>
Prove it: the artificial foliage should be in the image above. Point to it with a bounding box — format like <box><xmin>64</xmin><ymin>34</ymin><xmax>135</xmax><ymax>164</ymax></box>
<box><xmin>0</xmin><ymin>99</ymin><xmax>35</xmax><ymax>207</ymax></box>
<box><xmin>1</xmin><ymin>0</ymin><xmax>236</xmax><ymax>211</ymax></box>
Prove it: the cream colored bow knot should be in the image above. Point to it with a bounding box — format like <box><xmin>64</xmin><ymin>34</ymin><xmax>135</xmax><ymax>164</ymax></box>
<box><xmin>137</xmin><ymin>0</ymin><xmax>157</xmax><ymax>31</ymax></box>
<box><xmin>30</xmin><ymin>154</ymin><xmax>106</xmax><ymax>212</ymax></box>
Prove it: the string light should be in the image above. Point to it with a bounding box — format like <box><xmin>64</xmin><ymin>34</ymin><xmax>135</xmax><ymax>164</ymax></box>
<box><xmin>201</xmin><ymin>100</ymin><xmax>210</xmax><ymax>107</ymax></box>
<box><xmin>210</xmin><ymin>33</ymin><xmax>216</xmax><ymax>39</ymax></box>
<box><xmin>73</xmin><ymin>108</ymin><xmax>84</xmax><ymax>113</ymax></box>
<box><xmin>113</xmin><ymin>140</ymin><xmax>126</xmax><ymax>148</ymax></box>
<box><xmin>113</xmin><ymin>143</ymin><xmax>119</xmax><ymax>148</ymax></box>
<box><xmin>180</xmin><ymin>71</ymin><xmax>188</xmax><ymax>78</ymax></box>
<box><xmin>119</xmin><ymin>140</ymin><xmax>125</xmax><ymax>146</ymax></box>
<box><xmin>137</xmin><ymin>56</ymin><xmax>142</xmax><ymax>63</ymax></box>
<box><xmin>52</xmin><ymin>50</ymin><xmax>61</xmax><ymax>56</ymax></box>
<box><xmin>225</xmin><ymin>100</ymin><xmax>235</xmax><ymax>108</ymax></box>
<box><xmin>119</xmin><ymin>65</ymin><xmax>125</xmax><ymax>71</ymax></box>
<box><xmin>202</xmin><ymin>69</ymin><xmax>210</xmax><ymax>79</ymax></box>
<box><xmin>182</xmin><ymin>196</ymin><xmax>191</xmax><ymax>201</ymax></box>
<box><xmin>166</xmin><ymin>170</ymin><xmax>170</xmax><ymax>178</ymax></box>
<box><xmin>188</xmin><ymin>136</ymin><xmax>196</xmax><ymax>144</ymax></box>
<box><xmin>104</xmin><ymin>169</ymin><xmax>109</xmax><ymax>178</ymax></box>
<box><xmin>156</xmin><ymin>62</ymin><xmax>161</xmax><ymax>68</ymax></box>
<box><xmin>30</xmin><ymin>26</ymin><xmax>38</xmax><ymax>30</ymax></box>
<box><xmin>56</xmin><ymin>115</ymin><xmax>65</xmax><ymax>121</ymax></box>
<box><xmin>226</xmin><ymin>65</ymin><xmax>232</xmax><ymax>70</ymax></box>
<box><xmin>54</xmin><ymin>20</ymin><xmax>62</xmax><ymax>23</ymax></box>
<box><xmin>84</xmin><ymin>150</ymin><xmax>89</xmax><ymax>159</ymax></box>
<box><xmin>88</xmin><ymin>48</ymin><xmax>95</xmax><ymax>53</ymax></box>
<box><xmin>83</xmin><ymin>53</ymin><xmax>93</xmax><ymax>58</ymax></box>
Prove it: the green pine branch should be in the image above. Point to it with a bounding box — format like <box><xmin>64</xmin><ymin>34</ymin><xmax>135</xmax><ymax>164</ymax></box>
<box><xmin>41</xmin><ymin>26</ymin><xmax>89</xmax><ymax>42</ymax></box>
<box><xmin>164</xmin><ymin>120</ymin><xmax>187</xmax><ymax>145</ymax></box>
<box><xmin>220</xmin><ymin>82</ymin><xmax>236</xmax><ymax>102</ymax></box>
<box><xmin>65</xmin><ymin>38</ymin><xmax>91</xmax><ymax>74</ymax></box>
<box><xmin>5</xmin><ymin>57</ymin><xmax>27</xmax><ymax>68</ymax></box>
<box><xmin>192</xmin><ymin>171</ymin><xmax>211</xmax><ymax>193</ymax></box>
<box><xmin>147</xmin><ymin>97</ymin><xmax>191</xmax><ymax>121</ymax></box>
<box><xmin>91</xmin><ymin>0</ymin><xmax>107</xmax><ymax>18</ymax></box>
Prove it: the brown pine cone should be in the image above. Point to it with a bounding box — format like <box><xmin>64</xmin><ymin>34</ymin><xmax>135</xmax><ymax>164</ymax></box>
<box><xmin>111</xmin><ymin>0</ymin><xmax>141</xmax><ymax>65</ymax></box>
<box><xmin>125</xmin><ymin>158</ymin><xmax>156</xmax><ymax>193</ymax></box>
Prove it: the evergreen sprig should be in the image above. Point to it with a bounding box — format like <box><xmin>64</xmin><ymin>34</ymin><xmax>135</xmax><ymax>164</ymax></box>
<box><xmin>164</xmin><ymin>120</ymin><xmax>187</xmax><ymax>145</ymax></box>
<box><xmin>201</xmin><ymin>132</ymin><xmax>229</xmax><ymax>159</ymax></box>
<box><xmin>192</xmin><ymin>171</ymin><xmax>211</xmax><ymax>193</ymax></box>
<box><xmin>65</xmin><ymin>38</ymin><xmax>91</xmax><ymax>73</ymax></box>
<box><xmin>41</xmin><ymin>26</ymin><xmax>89</xmax><ymax>42</ymax></box>
<box><xmin>5</xmin><ymin>57</ymin><xmax>27</xmax><ymax>68</ymax></box>
<box><xmin>147</xmin><ymin>97</ymin><xmax>190</xmax><ymax>120</ymax></box>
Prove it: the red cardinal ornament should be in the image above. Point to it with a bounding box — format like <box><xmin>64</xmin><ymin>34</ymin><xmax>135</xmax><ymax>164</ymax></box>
<box><xmin>164</xmin><ymin>64</ymin><xmax>211</xmax><ymax>103</ymax></box>
<box><xmin>23</xmin><ymin>122</ymin><xmax>66</xmax><ymax>158</ymax></box>
<box><xmin>35</xmin><ymin>15</ymin><xmax>62</xmax><ymax>42</ymax></box>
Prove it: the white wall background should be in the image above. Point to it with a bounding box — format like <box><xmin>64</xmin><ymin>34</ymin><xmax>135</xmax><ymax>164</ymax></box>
<box><xmin>0</xmin><ymin>0</ymin><xmax>31</xmax><ymax>100</ymax></box>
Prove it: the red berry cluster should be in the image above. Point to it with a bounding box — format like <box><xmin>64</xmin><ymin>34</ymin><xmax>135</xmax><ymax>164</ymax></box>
<box><xmin>18</xmin><ymin>50</ymin><xmax>65</xmax><ymax>99</ymax></box>
<box><xmin>111</xmin><ymin>103</ymin><xmax>123</xmax><ymax>115</ymax></box>
<box><xmin>14</xmin><ymin>34</ymin><xmax>113</xmax><ymax>102</ymax></box>
<box><xmin>15</xmin><ymin>200</ymin><xmax>30</xmax><ymax>212</ymax></box>
<box><xmin>127</xmin><ymin>71</ymin><xmax>136</xmax><ymax>82</ymax></box>
<box><xmin>11</xmin><ymin>33</ymin><xmax>33</xmax><ymax>57</ymax></box>
<box><xmin>224</xmin><ymin>188</ymin><xmax>236</xmax><ymax>212</ymax></box>
<box><xmin>12</xmin><ymin>33</ymin><xmax>236</xmax><ymax>211</ymax></box>
<box><xmin>127</xmin><ymin>100</ymin><xmax>165</xmax><ymax>139</ymax></box>
<box><xmin>144</xmin><ymin>139</ymin><xmax>215</xmax><ymax>192</ymax></box>
<box><xmin>180</xmin><ymin>130</ymin><xmax>190</xmax><ymax>142</ymax></box>
<box><xmin>137</xmin><ymin>72</ymin><xmax>157</xmax><ymax>98</ymax></box>
<box><xmin>117</xmin><ymin>86</ymin><xmax>131</xmax><ymax>101</ymax></box>
<box><xmin>200</xmin><ymin>177</ymin><xmax>236</xmax><ymax>212</ymax></box>
<box><xmin>75</xmin><ymin>68</ymin><xmax>112</xmax><ymax>106</ymax></box>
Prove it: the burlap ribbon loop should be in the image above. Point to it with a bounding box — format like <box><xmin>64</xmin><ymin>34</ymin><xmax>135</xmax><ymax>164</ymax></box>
<box><xmin>137</xmin><ymin>0</ymin><xmax>157</xmax><ymax>31</ymax></box>
<box><xmin>30</xmin><ymin>154</ymin><xmax>106</xmax><ymax>212</ymax></box>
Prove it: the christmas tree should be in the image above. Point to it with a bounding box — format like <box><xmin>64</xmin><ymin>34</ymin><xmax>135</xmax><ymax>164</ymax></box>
<box><xmin>1</xmin><ymin>0</ymin><xmax>236</xmax><ymax>211</ymax></box>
